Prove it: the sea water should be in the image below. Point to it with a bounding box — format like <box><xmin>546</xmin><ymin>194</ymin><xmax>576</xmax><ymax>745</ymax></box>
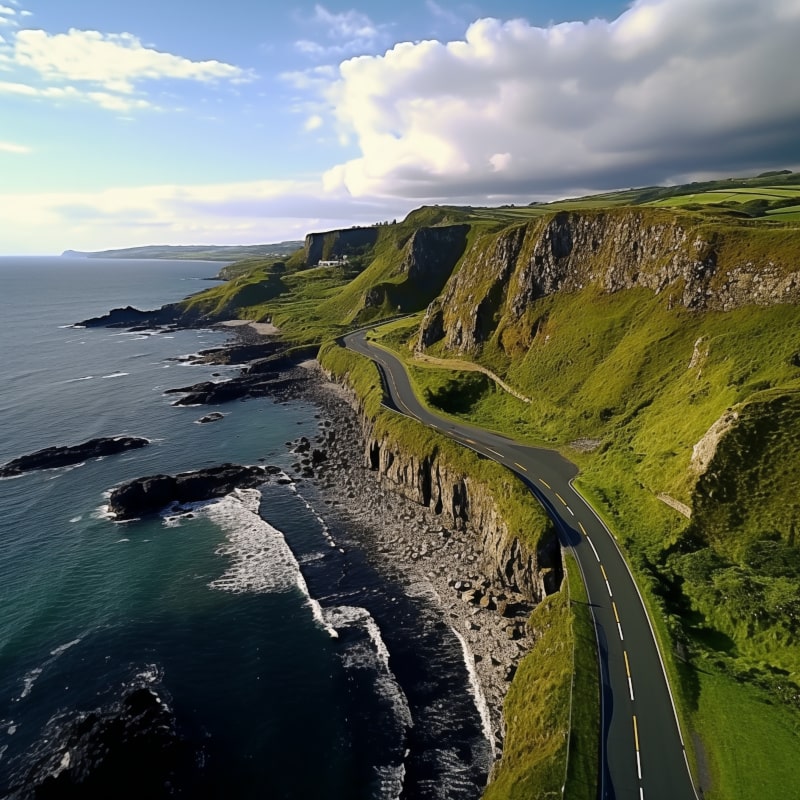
<box><xmin>0</xmin><ymin>257</ymin><xmax>491</xmax><ymax>799</ymax></box>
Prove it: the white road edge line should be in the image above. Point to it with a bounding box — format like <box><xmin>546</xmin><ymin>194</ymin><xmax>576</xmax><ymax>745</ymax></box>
<box><xmin>587</xmin><ymin>538</ymin><xmax>600</xmax><ymax>561</ymax></box>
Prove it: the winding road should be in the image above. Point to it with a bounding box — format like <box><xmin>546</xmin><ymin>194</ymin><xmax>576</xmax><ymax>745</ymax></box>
<box><xmin>344</xmin><ymin>330</ymin><xmax>698</xmax><ymax>800</ymax></box>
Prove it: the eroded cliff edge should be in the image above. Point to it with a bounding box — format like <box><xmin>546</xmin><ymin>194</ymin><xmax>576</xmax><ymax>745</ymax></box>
<box><xmin>417</xmin><ymin>208</ymin><xmax>800</xmax><ymax>355</ymax></box>
<box><xmin>318</xmin><ymin>349</ymin><xmax>562</xmax><ymax>606</ymax></box>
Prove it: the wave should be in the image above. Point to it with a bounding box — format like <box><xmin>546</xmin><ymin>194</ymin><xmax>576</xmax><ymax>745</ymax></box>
<box><xmin>288</xmin><ymin>484</ymin><xmax>340</xmax><ymax>549</ymax></box>
<box><xmin>323</xmin><ymin>605</ymin><xmax>412</xmax><ymax>800</ymax></box>
<box><xmin>202</xmin><ymin>489</ymin><xmax>339</xmax><ymax>637</ymax></box>
<box><xmin>451</xmin><ymin>627</ymin><xmax>495</xmax><ymax>757</ymax></box>
<box><xmin>15</xmin><ymin>635</ymin><xmax>85</xmax><ymax>702</ymax></box>
<box><xmin>100</xmin><ymin>371</ymin><xmax>129</xmax><ymax>379</ymax></box>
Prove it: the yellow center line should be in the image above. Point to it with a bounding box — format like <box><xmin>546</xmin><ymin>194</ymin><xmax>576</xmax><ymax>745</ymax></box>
<box><xmin>555</xmin><ymin>492</ymin><xmax>567</xmax><ymax>506</ymax></box>
<box><xmin>538</xmin><ymin>478</ymin><xmax>551</xmax><ymax>490</ymax></box>
<box><xmin>600</xmin><ymin>564</ymin><xmax>608</xmax><ymax>581</ymax></box>
<box><xmin>514</xmin><ymin>462</ymin><xmax>528</xmax><ymax>472</ymax></box>
<box><xmin>464</xmin><ymin>437</ymin><xmax>475</xmax><ymax>444</ymax></box>
<box><xmin>612</xmin><ymin>601</ymin><xmax>620</xmax><ymax>623</ymax></box>
<box><xmin>578</xmin><ymin>521</ymin><xmax>587</xmax><ymax>536</ymax></box>
<box><xmin>633</xmin><ymin>715</ymin><xmax>640</xmax><ymax>752</ymax></box>
<box><xmin>624</xmin><ymin>650</ymin><xmax>631</xmax><ymax>677</ymax></box>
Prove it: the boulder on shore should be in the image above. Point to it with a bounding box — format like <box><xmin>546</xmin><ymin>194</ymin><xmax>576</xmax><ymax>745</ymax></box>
<box><xmin>108</xmin><ymin>463</ymin><xmax>276</xmax><ymax>520</ymax></box>
<box><xmin>0</xmin><ymin>436</ymin><xmax>149</xmax><ymax>478</ymax></box>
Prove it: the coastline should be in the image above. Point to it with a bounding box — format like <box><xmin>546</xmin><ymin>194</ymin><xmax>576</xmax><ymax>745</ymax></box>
<box><xmin>271</xmin><ymin>358</ymin><xmax>535</xmax><ymax>758</ymax></box>
<box><xmin>74</xmin><ymin>305</ymin><xmax>536</xmax><ymax>764</ymax></box>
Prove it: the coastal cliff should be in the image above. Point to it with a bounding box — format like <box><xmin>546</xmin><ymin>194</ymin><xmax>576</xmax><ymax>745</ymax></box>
<box><xmin>417</xmin><ymin>209</ymin><xmax>800</xmax><ymax>355</ymax></box>
<box><xmin>319</xmin><ymin>353</ymin><xmax>560</xmax><ymax>605</ymax></box>
<box><xmin>303</xmin><ymin>226</ymin><xmax>379</xmax><ymax>266</ymax></box>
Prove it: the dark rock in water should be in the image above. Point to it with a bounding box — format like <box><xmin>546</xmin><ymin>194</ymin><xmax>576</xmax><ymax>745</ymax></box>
<box><xmin>5</xmin><ymin>685</ymin><xmax>197</xmax><ymax>799</ymax></box>
<box><xmin>196</xmin><ymin>412</ymin><xmax>224</xmax><ymax>424</ymax></box>
<box><xmin>0</xmin><ymin>436</ymin><xmax>149</xmax><ymax>477</ymax></box>
<box><xmin>164</xmin><ymin>373</ymin><xmax>291</xmax><ymax>406</ymax></box>
<box><xmin>108</xmin><ymin>463</ymin><xmax>269</xmax><ymax>519</ymax></box>
<box><xmin>293</xmin><ymin>436</ymin><xmax>311</xmax><ymax>453</ymax></box>
<box><xmin>76</xmin><ymin>304</ymin><xmax>181</xmax><ymax>329</ymax></box>
<box><xmin>192</xmin><ymin>341</ymin><xmax>283</xmax><ymax>367</ymax></box>
<box><xmin>311</xmin><ymin>448</ymin><xmax>327</xmax><ymax>465</ymax></box>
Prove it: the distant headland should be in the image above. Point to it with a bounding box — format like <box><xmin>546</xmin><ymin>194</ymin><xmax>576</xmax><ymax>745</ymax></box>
<box><xmin>60</xmin><ymin>241</ymin><xmax>302</xmax><ymax>262</ymax></box>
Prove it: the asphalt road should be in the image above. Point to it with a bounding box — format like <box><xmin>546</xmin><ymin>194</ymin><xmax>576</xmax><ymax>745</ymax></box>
<box><xmin>344</xmin><ymin>330</ymin><xmax>699</xmax><ymax>800</ymax></box>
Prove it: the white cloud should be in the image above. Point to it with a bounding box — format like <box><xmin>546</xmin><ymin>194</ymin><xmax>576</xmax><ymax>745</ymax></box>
<box><xmin>426</xmin><ymin>0</ymin><xmax>463</xmax><ymax>27</ymax></box>
<box><xmin>313</xmin><ymin>0</ymin><xmax>800</xmax><ymax>201</ymax></box>
<box><xmin>304</xmin><ymin>114</ymin><xmax>324</xmax><ymax>131</ymax></box>
<box><xmin>0</xmin><ymin>179</ymin><xmax>415</xmax><ymax>254</ymax></box>
<box><xmin>14</xmin><ymin>29</ymin><xmax>253</xmax><ymax>94</ymax></box>
<box><xmin>490</xmin><ymin>152</ymin><xmax>511</xmax><ymax>172</ymax></box>
<box><xmin>0</xmin><ymin>139</ymin><xmax>30</xmax><ymax>153</ymax></box>
<box><xmin>0</xmin><ymin>78</ymin><xmax>155</xmax><ymax>110</ymax></box>
<box><xmin>0</xmin><ymin>5</ymin><xmax>16</xmax><ymax>15</ymax></box>
<box><xmin>295</xmin><ymin>4</ymin><xmax>388</xmax><ymax>58</ymax></box>
<box><xmin>312</xmin><ymin>5</ymin><xmax>380</xmax><ymax>41</ymax></box>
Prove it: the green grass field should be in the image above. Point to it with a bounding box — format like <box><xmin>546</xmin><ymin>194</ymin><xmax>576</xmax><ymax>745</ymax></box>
<box><xmin>175</xmin><ymin>170</ymin><xmax>800</xmax><ymax>799</ymax></box>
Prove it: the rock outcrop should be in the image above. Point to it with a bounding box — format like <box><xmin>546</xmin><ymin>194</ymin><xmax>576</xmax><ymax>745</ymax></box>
<box><xmin>108</xmin><ymin>463</ymin><xmax>276</xmax><ymax>519</ymax></box>
<box><xmin>303</xmin><ymin>226</ymin><xmax>379</xmax><ymax>267</ymax></box>
<box><xmin>5</xmin><ymin>683</ymin><xmax>195</xmax><ymax>799</ymax></box>
<box><xmin>361</xmin><ymin>224</ymin><xmax>470</xmax><ymax>312</ymax></box>
<box><xmin>76</xmin><ymin>304</ymin><xmax>182</xmax><ymax>329</ymax></box>
<box><xmin>321</xmin><ymin>374</ymin><xmax>561</xmax><ymax>604</ymax></box>
<box><xmin>363</xmin><ymin>426</ymin><xmax>560</xmax><ymax>602</ymax></box>
<box><xmin>418</xmin><ymin>209</ymin><xmax>800</xmax><ymax>355</ymax></box>
<box><xmin>0</xmin><ymin>436</ymin><xmax>149</xmax><ymax>477</ymax></box>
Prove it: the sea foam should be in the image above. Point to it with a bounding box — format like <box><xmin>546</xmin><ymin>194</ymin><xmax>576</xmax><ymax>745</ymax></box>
<box><xmin>451</xmin><ymin>627</ymin><xmax>495</xmax><ymax>757</ymax></box>
<box><xmin>324</xmin><ymin>605</ymin><xmax>412</xmax><ymax>800</ymax></box>
<box><xmin>202</xmin><ymin>489</ymin><xmax>338</xmax><ymax>637</ymax></box>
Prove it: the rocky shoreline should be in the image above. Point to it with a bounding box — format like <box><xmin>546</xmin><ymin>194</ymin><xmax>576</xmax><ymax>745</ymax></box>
<box><xmin>96</xmin><ymin>316</ymin><xmax>536</xmax><ymax>758</ymax></box>
<box><xmin>261</xmin><ymin>358</ymin><xmax>535</xmax><ymax>756</ymax></box>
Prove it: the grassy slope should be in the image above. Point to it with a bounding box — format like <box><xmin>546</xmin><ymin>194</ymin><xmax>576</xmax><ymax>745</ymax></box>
<box><xmin>362</xmin><ymin>203</ymin><xmax>800</xmax><ymax>798</ymax></box>
<box><xmin>173</xmin><ymin>172</ymin><xmax>800</xmax><ymax>799</ymax></box>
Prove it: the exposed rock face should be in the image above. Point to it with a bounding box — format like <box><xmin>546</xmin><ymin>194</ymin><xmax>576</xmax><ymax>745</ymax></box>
<box><xmin>398</xmin><ymin>224</ymin><xmax>469</xmax><ymax>292</ymax></box>
<box><xmin>108</xmin><ymin>463</ymin><xmax>275</xmax><ymax>519</ymax></box>
<box><xmin>418</xmin><ymin>209</ymin><xmax>800</xmax><ymax>354</ymax></box>
<box><xmin>0</xmin><ymin>436</ymin><xmax>149</xmax><ymax>477</ymax></box>
<box><xmin>691</xmin><ymin>408</ymin><xmax>740</xmax><ymax>474</ymax></box>
<box><xmin>361</xmin><ymin>224</ymin><xmax>470</xmax><ymax>312</ymax></box>
<box><xmin>356</xmin><ymin>412</ymin><xmax>560</xmax><ymax>603</ymax></box>
<box><xmin>303</xmin><ymin>226</ymin><xmax>379</xmax><ymax>267</ymax></box>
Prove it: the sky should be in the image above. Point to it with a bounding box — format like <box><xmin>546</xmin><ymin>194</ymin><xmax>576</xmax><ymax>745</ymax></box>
<box><xmin>1</xmin><ymin>0</ymin><xmax>799</xmax><ymax>254</ymax></box>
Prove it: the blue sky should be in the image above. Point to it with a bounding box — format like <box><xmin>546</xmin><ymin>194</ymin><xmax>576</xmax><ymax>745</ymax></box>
<box><xmin>1</xmin><ymin>0</ymin><xmax>798</xmax><ymax>253</ymax></box>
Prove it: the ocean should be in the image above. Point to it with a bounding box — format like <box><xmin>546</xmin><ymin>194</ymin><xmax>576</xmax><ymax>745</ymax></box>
<box><xmin>0</xmin><ymin>257</ymin><xmax>491</xmax><ymax>799</ymax></box>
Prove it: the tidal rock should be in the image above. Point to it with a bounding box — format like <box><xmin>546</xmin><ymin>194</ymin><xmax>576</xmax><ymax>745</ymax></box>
<box><xmin>76</xmin><ymin>304</ymin><xmax>180</xmax><ymax>329</ymax></box>
<box><xmin>108</xmin><ymin>463</ymin><xmax>269</xmax><ymax>519</ymax></box>
<box><xmin>5</xmin><ymin>684</ymin><xmax>195</xmax><ymax>799</ymax></box>
<box><xmin>197</xmin><ymin>412</ymin><xmax>224</xmax><ymax>424</ymax></box>
<box><xmin>0</xmin><ymin>436</ymin><xmax>149</xmax><ymax>477</ymax></box>
<box><xmin>165</xmin><ymin>372</ymin><xmax>307</xmax><ymax>406</ymax></box>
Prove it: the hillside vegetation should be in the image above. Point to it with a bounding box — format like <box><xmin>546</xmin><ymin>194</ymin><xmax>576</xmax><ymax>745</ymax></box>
<box><xmin>175</xmin><ymin>172</ymin><xmax>800</xmax><ymax>799</ymax></box>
